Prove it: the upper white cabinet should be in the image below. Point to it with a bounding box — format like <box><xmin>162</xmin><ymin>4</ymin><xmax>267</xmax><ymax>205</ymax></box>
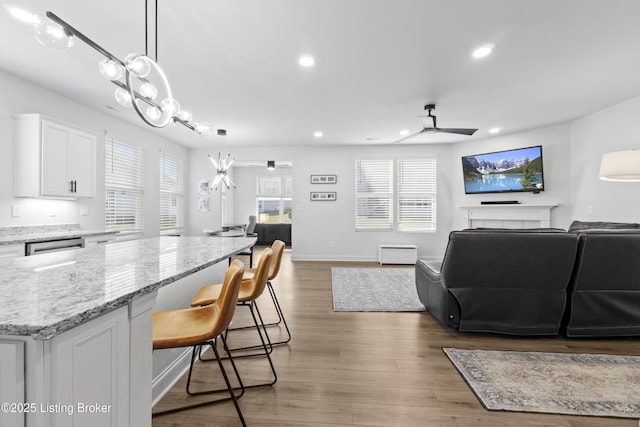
<box><xmin>14</xmin><ymin>114</ymin><xmax>97</xmax><ymax>198</ymax></box>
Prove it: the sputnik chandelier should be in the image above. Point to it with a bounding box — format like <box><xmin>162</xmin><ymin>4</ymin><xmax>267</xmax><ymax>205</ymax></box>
<box><xmin>10</xmin><ymin>3</ymin><xmax>216</xmax><ymax>136</ymax></box>
<box><xmin>209</xmin><ymin>152</ymin><xmax>236</xmax><ymax>190</ymax></box>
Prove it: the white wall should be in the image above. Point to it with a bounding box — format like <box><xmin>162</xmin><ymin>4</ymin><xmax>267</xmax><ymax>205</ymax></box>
<box><xmin>188</xmin><ymin>144</ymin><xmax>453</xmax><ymax>261</ymax></box>
<box><xmin>0</xmin><ymin>69</ymin><xmax>188</xmax><ymax>237</ymax></box>
<box><xmin>570</xmin><ymin>95</ymin><xmax>640</xmax><ymax>222</ymax></box>
<box><xmin>451</xmin><ymin>123</ymin><xmax>573</xmax><ymax>230</ymax></box>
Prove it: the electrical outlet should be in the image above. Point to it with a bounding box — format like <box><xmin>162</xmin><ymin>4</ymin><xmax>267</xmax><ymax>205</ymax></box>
<box><xmin>587</xmin><ymin>206</ymin><xmax>593</xmax><ymax>215</ymax></box>
<box><xmin>80</xmin><ymin>207</ymin><xmax>89</xmax><ymax>216</ymax></box>
<box><xmin>11</xmin><ymin>206</ymin><xmax>21</xmax><ymax>217</ymax></box>
<box><xmin>329</xmin><ymin>241</ymin><xmax>335</xmax><ymax>248</ymax></box>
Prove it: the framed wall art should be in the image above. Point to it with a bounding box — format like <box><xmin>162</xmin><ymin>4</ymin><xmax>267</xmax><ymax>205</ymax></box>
<box><xmin>310</xmin><ymin>191</ymin><xmax>337</xmax><ymax>201</ymax></box>
<box><xmin>310</xmin><ymin>174</ymin><xmax>337</xmax><ymax>184</ymax></box>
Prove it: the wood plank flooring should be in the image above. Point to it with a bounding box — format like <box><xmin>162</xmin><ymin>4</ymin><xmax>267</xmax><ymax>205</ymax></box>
<box><xmin>152</xmin><ymin>246</ymin><xmax>640</xmax><ymax>426</ymax></box>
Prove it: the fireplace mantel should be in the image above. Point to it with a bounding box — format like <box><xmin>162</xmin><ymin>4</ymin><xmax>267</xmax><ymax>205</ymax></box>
<box><xmin>459</xmin><ymin>204</ymin><xmax>558</xmax><ymax>229</ymax></box>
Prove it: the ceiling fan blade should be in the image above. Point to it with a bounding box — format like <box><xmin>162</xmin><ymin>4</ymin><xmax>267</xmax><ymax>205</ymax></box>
<box><xmin>437</xmin><ymin>127</ymin><xmax>478</xmax><ymax>135</ymax></box>
<box><xmin>392</xmin><ymin>128</ymin><xmax>427</xmax><ymax>143</ymax></box>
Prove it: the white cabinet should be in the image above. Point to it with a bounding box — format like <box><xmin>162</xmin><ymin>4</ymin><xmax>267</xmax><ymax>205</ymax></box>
<box><xmin>48</xmin><ymin>307</ymin><xmax>130</xmax><ymax>427</ymax></box>
<box><xmin>0</xmin><ymin>340</ymin><xmax>25</xmax><ymax>427</ymax></box>
<box><xmin>14</xmin><ymin>114</ymin><xmax>97</xmax><ymax>199</ymax></box>
<box><xmin>15</xmin><ymin>299</ymin><xmax>155</xmax><ymax>427</ymax></box>
<box><xmin>84</xmin><ymin>234</ymin><xmax>117</xmax><ymax>246</ymax></box>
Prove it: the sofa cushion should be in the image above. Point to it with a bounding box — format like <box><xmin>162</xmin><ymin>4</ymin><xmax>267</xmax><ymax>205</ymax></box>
<box><xmin>565</xmin><ymin>232</ymin><xmax>640</xmax><ymax>337</ymax></box>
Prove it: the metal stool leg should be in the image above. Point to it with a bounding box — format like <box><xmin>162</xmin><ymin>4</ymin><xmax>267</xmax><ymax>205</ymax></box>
<box><xmin>152</xmin><ymin>338</ymin><xmax>246</xmax><ymax>424</ymax></box>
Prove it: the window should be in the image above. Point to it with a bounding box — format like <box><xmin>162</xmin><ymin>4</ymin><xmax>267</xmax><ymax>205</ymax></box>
<box><xmin>256</xmin><ymin>175</ymin><xmax>292</xmax><ymax>223</ymax></box>
<box><xmin>355</xmin><ymin>159</ymin><xmax>393</xmax><ymax>230</ymax></box>
<box><xmin>105</xmin><ymin>137</ymin><xmax>144</xmax><ymax>232</ymax></box>
<box><xmin>397</xmin><ymin>159</ymin><xmax>437</xmax><ymax>231</ymax></box>
<box><xmin>355</xmin><ymin>158</ymin><xmax>436</xmax><ymax>232</ymax></box>
<box><xmin>159</xmin><ymin>152</ymin><xmax>184</xmax><ymax>232</ymax></box>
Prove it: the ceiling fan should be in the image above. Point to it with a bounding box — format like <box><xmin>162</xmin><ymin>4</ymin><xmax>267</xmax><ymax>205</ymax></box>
<box><xmin>394</xmin><ymin>103</ymin><xmax>478</xmax><ymax>143</ymax></box>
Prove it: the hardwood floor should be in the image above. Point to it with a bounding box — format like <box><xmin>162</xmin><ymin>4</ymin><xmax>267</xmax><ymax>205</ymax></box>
<box><xmin>152</xmin><ymin>246</ymin><xmax>640</xmax><ymax>426</ymax></box>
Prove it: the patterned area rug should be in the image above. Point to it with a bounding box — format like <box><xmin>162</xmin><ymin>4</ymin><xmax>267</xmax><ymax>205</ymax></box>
<box><xmin>331</xmin><ymin>267</ymin><xmax>425</xmax><ymax>311</ymax></box>
<box><xmin>443</xmin><ymin>348</ymin><xmax>640</xmax><ymax>418</ymax></box>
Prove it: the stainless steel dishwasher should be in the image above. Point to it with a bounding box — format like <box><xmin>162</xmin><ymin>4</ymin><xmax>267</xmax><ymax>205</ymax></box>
<box><xmin>25</xmin><ymin>237</ymin><xmax>86</xmax><ymax>256</ymax></box>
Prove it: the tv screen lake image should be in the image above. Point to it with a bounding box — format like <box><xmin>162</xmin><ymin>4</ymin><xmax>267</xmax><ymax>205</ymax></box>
<box><xmin>462</xmin><ymin>146</ymin><xmax>544</xmax><ymax>194</ymax></box>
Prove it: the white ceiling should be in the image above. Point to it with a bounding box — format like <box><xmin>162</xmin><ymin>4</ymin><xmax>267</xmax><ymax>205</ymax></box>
<box><xmin>2</xmin><ymin>0</ymin><xmax>640</xmax><ymax>148</ymax></box>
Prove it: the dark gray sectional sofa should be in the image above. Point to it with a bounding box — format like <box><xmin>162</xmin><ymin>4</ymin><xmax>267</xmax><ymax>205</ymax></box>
<box><xmin>415</xmin><ymin>221</ymin><xmax>640</xmax><ymax>337</ymax></box>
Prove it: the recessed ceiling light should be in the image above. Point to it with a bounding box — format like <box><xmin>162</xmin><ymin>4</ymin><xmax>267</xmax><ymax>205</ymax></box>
<box><xmin>4</xmin><ymin>4</ymin><xmax>39</xmax><ymax>24</ymax></box>
<box><xmin>489</xmin><ymin>127</ymin><xmax>502</xmax><ymax>134</ymax></box>
<box><xmin>299</xmin><ymin>55</ymin><xmax>315</xmax><ymax>67</ymax></box>
<box><xmin>313</xmin><ymin>131</ymin><xmax>323</xmax><ymax>138</ymax></box>
<box><xmin>472</xmin><ymin>44</ymin><xmax>495</xmax><ymax>59</ymax></box>
<box><xmin>399</xmin><ymin>130</ymin><xmax>410</xmax><ymax>136</ymax></box>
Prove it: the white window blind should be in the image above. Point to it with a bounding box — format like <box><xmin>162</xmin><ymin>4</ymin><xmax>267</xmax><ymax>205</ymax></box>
<box><xmin>257</xmin><ymin>175</ymin><xmax>282</xmax><ymax>197</ymax></box>
<box><xmin>397</xmin><ymin>158</ymin><xmax>437</xmax><ymax>231</ymax></box>
<box><xmin>105</xmin><ymin>137</ymin><xmax>144</xmax><ymax>232</ymax></box>
<box><xmin>159</xmin><ymin>152</ymin><xmax>184</xmax><ymax>231</ymax></box>
<box><xmin>355</xmin><ymin>159</ymin><xmax>393</xmax><ymax>230</ymax></box>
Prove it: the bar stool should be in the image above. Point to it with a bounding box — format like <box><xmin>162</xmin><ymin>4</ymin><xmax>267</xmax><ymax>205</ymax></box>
<box><xmin>192</xmin><ymin>248</ymin><xmax>277</xmax><ymax>386</ymax></box>
<box><xmin>152</xmin><ymin>260</ymin><xmax>246</xmax><ymax>425</ymax></box>
<box><xmin>241</xmin><ymin>240</ymin><xmax>291</xmax><ymax>346</ymax></box>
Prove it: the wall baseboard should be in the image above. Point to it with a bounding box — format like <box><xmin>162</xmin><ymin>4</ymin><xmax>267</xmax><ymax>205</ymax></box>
<box><xmin>151</xmin><ymin>348</ymin><xmax>192</xmax><ymax>406</ymax></box>
<box><xmin>291</xmin><ymin>254</ymin><xmax>375</xmax><ymax>262</ymax></box>
<box><xmin>291</xmin><ymin>254</ymin><xmax>442</xmax><ymax>263</ymax></box>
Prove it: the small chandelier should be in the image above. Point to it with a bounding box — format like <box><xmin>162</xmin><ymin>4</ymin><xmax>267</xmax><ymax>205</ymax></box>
<box><xmin>209</xmin><ymin>152</ymin><xmax>236</xmax><ymax>190</ymax></box>
<box><xmin>9</xmin><ymin>5</ymin><xmax>216</xmax><ymax>137</ymax></box>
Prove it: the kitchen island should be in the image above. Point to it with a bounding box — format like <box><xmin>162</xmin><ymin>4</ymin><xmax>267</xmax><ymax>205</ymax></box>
<box><xmin>0</xmin><ymin>235</ymin><xmax>256</xmax><ymax>427</ymax></box>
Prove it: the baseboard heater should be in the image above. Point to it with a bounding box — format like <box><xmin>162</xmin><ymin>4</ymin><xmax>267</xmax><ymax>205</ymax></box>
<box><xmin>378</xmin><ymin>244</ymin><xmax>418</xmax><ymax>265</ymax></box>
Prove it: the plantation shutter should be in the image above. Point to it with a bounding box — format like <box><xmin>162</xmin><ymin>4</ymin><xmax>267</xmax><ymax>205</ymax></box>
<box><xmin>159</xmin><ymin>152</ymin><xmax>184</xmax><ymax>231</ymax></box>
<box><xmin>397</xmin><ymin>158</ymin><xmax>437</xmax><ymax>231</ymax></box>
<box><xmin>105</xmin><ymin>137</ymin><xmax>144</xmax><ymax>232</ymax></box>
<box><xmin>355</xmin><ymin>159</ymin><xmax>393</xmax><ymax>230</ymax></box>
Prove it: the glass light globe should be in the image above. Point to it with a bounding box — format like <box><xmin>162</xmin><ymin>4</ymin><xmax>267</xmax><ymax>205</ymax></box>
<box><xmin>160</xmin><ymin>98</ymin><xmax>181</xmax><ymax>117</ymax></box>
<box><xmin>33</xmin><ymin>18</ymin><xmax>75</xmax><ymax>49</ymax></box>
<box><xmin>114</xmin><ymin>88</ymin><xmax>132</xmax><ymax>108</ymax></box>
<box><xmin>124</xmin><ymin>53</ymin><xmax>150</xmax><ymax>78</ymax></box>
<box><xmin>139</xmin><ymin>82</ymin><xmax>158</xmax><ymax>100</ymax></box>
<box><xmin>146</xmin><ymin>106</ymin><xmax>162</xmax><ymax>120</ymax></box>
<box><xmin>195</xmin><ymin>122</ymin><xmax>214</xmax><ymax>136</ymax></box>
<box><xmin>99</xmin><ymin>59</ymin><xmax>123</xmax><ymax>80</ymax></box>
<box><xmin>176</xmin><ymin>110</ymin><xmax>193</xmax><ymax>122</ymax></box>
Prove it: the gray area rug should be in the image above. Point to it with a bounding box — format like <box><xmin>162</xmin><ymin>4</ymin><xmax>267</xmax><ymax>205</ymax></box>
<box><xmin>443</xmin><ymin>347</ymin><xmax>640</xmax><ymax>418</ymax></box>
<box><xmin>331</xmin><ymin>267</ymin><xmax>425</xmax><ymax>312</ymax></box>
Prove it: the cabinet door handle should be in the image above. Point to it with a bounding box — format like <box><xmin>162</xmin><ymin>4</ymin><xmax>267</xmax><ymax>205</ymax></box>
<box><xmin>69</xmin><ymin>180</ymin><xmax>74</xmax><ymax>192</ymax></box>
<box><xmin>73</xmin><ymin>180</ymin><xmax>77</xmax><ymax>193</ymax></box>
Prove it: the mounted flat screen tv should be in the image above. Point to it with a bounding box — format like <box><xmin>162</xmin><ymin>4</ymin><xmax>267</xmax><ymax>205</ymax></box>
<box><xmin>462</xmin><ymin>145</ymin><xmax>545</xmax><ymax>194</ymax></box>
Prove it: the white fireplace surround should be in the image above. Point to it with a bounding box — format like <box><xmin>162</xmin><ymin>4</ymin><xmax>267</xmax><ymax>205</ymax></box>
<box><xmin>460</xmin><ymin>204</ymin><xmax>558</xmax><ymax>229</ymax></box>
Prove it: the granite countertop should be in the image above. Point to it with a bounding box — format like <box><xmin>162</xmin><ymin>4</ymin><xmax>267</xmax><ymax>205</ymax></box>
<box><xmin>0</xmin><ymin>235</ymin><xmax>256</xmax><ymax>340</ymax></box>
<box><xmin>0</xmin><ymin>229</ymin><xmax>119</xmax><ymax>245</ymax></box>
<box><xmin>0</xmin><ymin>224</ymin><xmax>118</xmax><ymax>245</ymax></box>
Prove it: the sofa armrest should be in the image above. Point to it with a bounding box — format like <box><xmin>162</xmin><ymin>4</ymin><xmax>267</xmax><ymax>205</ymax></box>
<box><xmin>420</xmin><ymin>260</ymin><xmax>442</xmax><ymax>275</ymax></box>
<box><xmin>415</xmin><ymin>260</ymin><xmax>461</xmax><ymax>329</ymax></box>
